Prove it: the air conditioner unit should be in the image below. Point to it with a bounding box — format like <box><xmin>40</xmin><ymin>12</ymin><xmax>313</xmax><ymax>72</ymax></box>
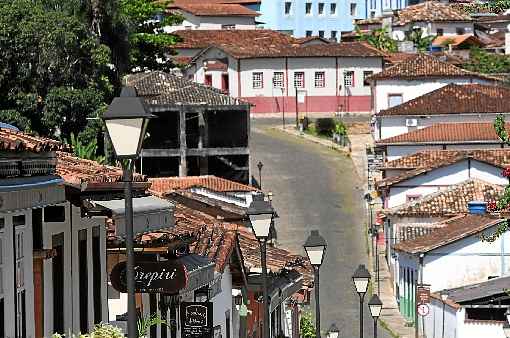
<box><xmin>406</xmin><ymin>118</ymin><xmax>418</xmax><ymax>127</ymax></box>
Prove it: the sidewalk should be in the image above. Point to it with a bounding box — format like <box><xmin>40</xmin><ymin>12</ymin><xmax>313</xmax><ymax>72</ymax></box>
<box><xmin>375</xmin><ymin>240</ymin><xmax>415</xmax><ymax>338</ymax></box>
<box><xmin>274</xmin><ymin>126</ymin><xmax>351</xmax><ymax>154</ymax></box>
<box><xmin>275</xmin><ymin>125</ymin><xmax>415</xmax><ymax>338</ymax></box>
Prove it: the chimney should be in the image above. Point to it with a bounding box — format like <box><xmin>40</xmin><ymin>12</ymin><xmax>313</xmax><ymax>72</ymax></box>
<box><xmin>468</xmin><ymin>201</ymin><xmax>487</xmax><ymax>215</ymax></box>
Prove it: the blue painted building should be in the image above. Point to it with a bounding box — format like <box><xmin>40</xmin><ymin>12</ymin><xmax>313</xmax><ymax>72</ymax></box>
<box><xmin>253</xmin><ymin>0</ymin><xmax>419</xmax><ymax>38</ymax></box>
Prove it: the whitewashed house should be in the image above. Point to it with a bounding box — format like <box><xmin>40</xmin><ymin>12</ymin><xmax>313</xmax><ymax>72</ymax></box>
<box><xmin>163</xmin><ymin>3</ymin><xmax>258</xmax><ymax>32</ymax></box>
<box><xmin>356</xmin><ymin>1</ymin><xmax>475</xmax><ymax>41</ymax></box>
<box><xmin>376</xmin><ymin>149</ymin><xmax>510</xmax><ymax>209</ymax></box>
<box><xmin>172</xmin><ymin>29</ymin><xmax>384</xmax><ymax>114</ymax></box>
<box><xmin>376</xmin><ymin>122</ymin><xmax>509</xmax><ymax>161</ymax></box>
<box><xmin>393</xmin><ymin>213</ymin><xmax>510</xmax><ymax>324</ymax></box>
<box><xmin>424</xmin><ymin>277</ymin><xmax>510</xmax><ymax>338</ymax></box>
<box><xmin>368</xmin><ymin>54</ymin><xmax>500</xmax><ymax>140</ymax></box>
<box><xmin>382</xmin><ymin>178</ymin><xmax>503</xmax><ymax>293</ymax></box>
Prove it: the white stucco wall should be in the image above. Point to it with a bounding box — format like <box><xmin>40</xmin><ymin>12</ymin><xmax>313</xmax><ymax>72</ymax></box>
<box><xmin>164</xmin><ymin>12</ymin><xmax>256</xmax><ymax>32</ymax></box>
<box><xmin>392</xmin><ymin>21</ymin><xmax>474</xmax><ymax>41</ymax></box>
<box><xmin>190</xmin><ymin>47</ymin><xmax>383</xmax><ymax>100</ymax></box>
<box><xmin>387</xmin><ymin>159</ymin><xmax>507</xmax><ymax>208</ymax></box>
<box><xmin>424</xmin><ymin>298</ymin><xmax>507</xmax><ymax>338</ymax></box>
<box><xmin>422</xmin><ymin>227</ymin><xmax>510</xmax><ymax>291</ymax></box>
<box><xmin>43</xmin><ymin>204</ymin><xmax>107</xmax><ymax>336</ymax></box>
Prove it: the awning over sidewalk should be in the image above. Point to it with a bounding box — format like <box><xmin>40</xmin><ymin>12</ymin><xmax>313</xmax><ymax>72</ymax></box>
<box><xmin>178</xmin><ymin>254</ymin><xmax>216</xmax><ymax>295</ymax></box>
<box><xmin>91</xmin><ymin>196</ymin><xmax>175</xmax><ymax>236</ymax></box>
<box><xmin>92</xmin><ymin>196</ymin><xmax>173</xmax><ymax>216</ymax></box>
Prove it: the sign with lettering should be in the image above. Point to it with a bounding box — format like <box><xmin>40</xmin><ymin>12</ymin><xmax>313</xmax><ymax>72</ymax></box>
<box><xmin>110</xmin><ymin>260</ymin><xmax>188</xmax><ymax>293</ymax></box>
<box><xmin>180</xmin><ymin>302</ymin><xmax>213</xmax><ymax>338</ymax></box>
<box><xmin>417</xmin><ymin>285</ymin><xmax>431</xmax><ymax>304</ymax></box>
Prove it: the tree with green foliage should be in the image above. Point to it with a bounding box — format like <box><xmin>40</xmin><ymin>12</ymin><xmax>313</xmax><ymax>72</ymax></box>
<box><xmin>0</xmin><ymin>0</ymin><xmax>110</xmax><ymax>138</ymax></box>
<box><xmin>355</xmin><ymin>26</ymin><xmax>398</xmax><ymax>52</ymax></box>
<box><xmin>463</xmin><ymin>47</ymin><xmax>510</xmax><ymax>74</ymax></box>
<box><xmin>405</xmin><ymin>30</ymin><xmax>436</xmax><ymax>52</ymax></box>
<box><xmin>59</xmin><ymin>0</ymin><xmax>183</xmax><ymax>79</ymax></box>
<box><xmin>0</xmin><ymin>0</ymin><xmax>182</xmax><ymax>161</ymax></box>
<box><xmin>300</xmin><ymin>311</ymin><xmax>316</xmax><ymax>338</ymax></box>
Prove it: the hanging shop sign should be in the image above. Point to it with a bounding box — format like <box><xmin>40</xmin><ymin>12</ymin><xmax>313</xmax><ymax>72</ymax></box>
<box><xmin>110</xmin><ymin>260</ymin><xmax>188</xmax><ymax>293</ymax></box>
<box><xmin>180</xmin><ymin>302</ymin><xmax>213</xmax><ymax>338</ymax></box>
<box><xmin>417</xmin><ymin>285</ymin><xmax>431</xmax><ymax>304</ymax></box>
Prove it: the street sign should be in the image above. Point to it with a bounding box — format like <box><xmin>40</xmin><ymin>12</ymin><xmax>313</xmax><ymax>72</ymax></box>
<box><xmin>417</xmin><ymin>285</ymin><xmax>431</xmax><ymax>304</ymax></box>
<box><xmin>417</xmin><ymin>303</ymin><xmax>430</xmax><ymax>317</ymax></box>
<box><xmin>181</xmin><ymin>302</ymin><xmax>213</xmax><ymax>338</ymax></box>
<box><xmin>110</xmin><ymin>260</ymin><xmax>188</xmax><ymax>293</ymax></box>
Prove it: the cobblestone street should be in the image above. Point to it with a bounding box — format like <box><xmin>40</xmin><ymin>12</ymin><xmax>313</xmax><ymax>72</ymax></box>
<box><xmin>250</xmin><ymin>118</ymin><xmax>392</xmax><ymax>338</ymax></box>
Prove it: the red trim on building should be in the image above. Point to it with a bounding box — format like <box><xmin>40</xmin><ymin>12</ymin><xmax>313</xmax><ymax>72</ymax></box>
<box><xmin>245</xmin><ymin>95</ymin><xmax>371</xmax><ymax>114</ymax></box>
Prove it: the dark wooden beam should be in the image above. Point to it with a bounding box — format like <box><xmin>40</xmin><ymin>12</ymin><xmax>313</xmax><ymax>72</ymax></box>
<box><xmin>141</xmin><ymin>147</ymin><xmax>249</xmax><ymax>157</ymax></box>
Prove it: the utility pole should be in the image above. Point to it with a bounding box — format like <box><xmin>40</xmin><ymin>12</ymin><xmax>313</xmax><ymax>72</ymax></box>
<box><xmin>295</xmin><ymin>87</ymin><xmax>299</xmax><ymax>129</ymax></box>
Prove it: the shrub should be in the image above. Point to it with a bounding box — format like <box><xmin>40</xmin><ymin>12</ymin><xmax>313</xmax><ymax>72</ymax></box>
<box><xmin>334</xmin><ymin>121</ymin><xmax>347</xmax><ymax>136</ymax></box>
<box><xmin>315</xmin><ymin>118</ymin><xmax>336</xmax><ymax>136</ymax></box>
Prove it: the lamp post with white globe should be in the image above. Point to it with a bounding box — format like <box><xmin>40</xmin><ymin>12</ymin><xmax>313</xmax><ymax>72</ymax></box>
<box><xmin>102</xmin><ymin>87</ymin><xmax>156</xmax><ymax>338</ymax></box>
<box><xmin>304</xmin><ymin>230</ymin><xmax>327</xmax><ymax>338</ymax></box>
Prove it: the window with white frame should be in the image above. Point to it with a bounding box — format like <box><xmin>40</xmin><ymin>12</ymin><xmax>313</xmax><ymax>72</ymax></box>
<box><xmin>252</xmin><ymin>72</ymin><xmax>263</xmax><ymax>89</ymax></box>
<box><xmin>294</xmin><ymin>72</ymin><xmax>304</xmax><ymax>88</ymax></box>
<box><xmin>319</xmin><ymin>30</ymin><xmax>324</xmax><ymax>38</ymax></box>
<box><xmin>284</xmin><ymin>2</ymin><xmax>292</xmax><ymax>15</ymax></box>
<box><xmin>314</xmin><ymin>71</ymin><xmax>325</xmax><ymax>88</ymax></box>
<box><xmin>331</xmin><ymin>31</ymin><xmax>337</xmax><ymax>41</ymax></box>
<box><xmin>330</xmin><ymin>3</ymin><xmax>337</xmax><ymax>15</ymax></box>
<box><xmin>306</xmin><ymin>30</ymin><xmax>313</xmax><ymax>37</ymax></box>
<box><xmin>318</xmin><ymin>3</ymin><xmax>324</xmax><ymax>15</ymax></box>
<box><xmin>344</xmin><ymin>71</ymin><xmax>354</xmax><ymax>87</ymax></box>
<box><xmin>273</xmin><ymin>72</ymin><xmax>284</xmax><ymax>88</ymax></box>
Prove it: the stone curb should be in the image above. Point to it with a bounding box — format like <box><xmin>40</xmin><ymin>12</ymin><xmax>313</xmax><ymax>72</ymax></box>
<box><xmin>272</xmin><ymin>126</ymin><xmax>351</xmax><ymax>154</ymax></box>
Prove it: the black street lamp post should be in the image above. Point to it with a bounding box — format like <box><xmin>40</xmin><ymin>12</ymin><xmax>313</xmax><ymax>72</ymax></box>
<box><xmin>257</xmin><ymin>161</ymin><xmax>264</xmax><ymax>189</ymax></box>
<box><xmin>246</xmin><ymin>195</ymin><xmax>275</xmax><ymax>338</ymax></box>
<box><xmin>368</xmin><ymin>294</ymin><xmax>383</xmax><ymax>338</ymax></box>
<box><xmin>304</xmin><ymin>230</ymin><xmax>327</xmax><ymax>338</ymax></box>
<box><xmin>352</xmin><ymin>264</ymin><xmax>371</xmax><ymax>338</ymax></box>
<box><xmin>103</xmin><ymin>87</ymin><xmax>156</xmax><ymax>338</ymax></box>
<box><xmin>441</xmin><ymin>292</ymin><xmax>448</xmax><ymax>338</ymax></box>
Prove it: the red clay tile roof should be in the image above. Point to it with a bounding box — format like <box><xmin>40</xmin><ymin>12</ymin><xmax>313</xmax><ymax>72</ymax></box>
<box><xmin>392</xmin><ymin>1</ymin><xmax>472</xmax><ymax>26</ymax></box>
<box><xmin>376</xmin><ymin>122</ymin><xmax>507</xmax><ymax>144</ymax></box>
<box><xmin>121</xmin><ymin>203</ymin><xmax>313</xmax><ymax>283</ymax></box>
<box><xmin>356</xmin><ymin>1</ymin><xmax>471</xmax><ymax>26</ymax></box>
<box><xmin>169</xmin><ymin>3</ymin><xmax>260</xmax><ymax>16</ymax></box>
<box><xmin>377</xmin><ymin>149</ymin><xmax>510</xmax><ymax>188</ymax></box>
<box><xmin>56</xmin><ymin>151</ymin><xmax>145</xmax><ymax>185</ymax></box>
<box><xmin>173</xmin><ymin>30</ymin><xmax>385</xmax><ymax>59</ymax></box>
<box><xmin>369</xmin><ymin>54</ymin><xmax>494</xmax><ymax>81</ymax></box>
<box><xmin>384</xmin><ymin>179</ymin><xmax>503</xmax><ymax>217</ymax></box>
<box><xmin>0</xmin><ymin>128</ymin><xmax>64</xmax><ymax>153</ymax></box>
<box><xmin>393</xmin><ymin>214</ymin><xmax>502</xmax><ymax>254</ymax></box>
<box><xmin>149</xmin><ymin>175</ymin><xmax>258</xmax><ymax>196</ymax></box>
<box><xmin>237</xmin><ymin>227</ymin><xmax>313</xmax><ymax>287</ymax></box>
<box><xmin>432</xmin><ymin>34</ymin><xmax>483</xmax><ymax>47</ymax></box>
<box><xmin>130</xmin><ymin>204</ymin><xmax>239</xmax><ymax>273</ymax></box>
<box><xmin>379</xmin><ymin>84</ymin><xmax>510</xmax><ymax>116</ymax></box>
